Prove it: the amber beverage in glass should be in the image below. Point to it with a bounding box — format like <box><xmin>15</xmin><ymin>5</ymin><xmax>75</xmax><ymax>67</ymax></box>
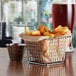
<box><xmin>52</xmin><ymin>0</ymin><xmax>76</xmax><ymax>52</ymax></box>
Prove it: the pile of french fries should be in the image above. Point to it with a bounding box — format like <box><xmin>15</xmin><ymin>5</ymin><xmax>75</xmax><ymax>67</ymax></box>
<box><xmin>25</xmin><ymin>25</ymin><xmax>71</xmax><ymax>38</ymax></box>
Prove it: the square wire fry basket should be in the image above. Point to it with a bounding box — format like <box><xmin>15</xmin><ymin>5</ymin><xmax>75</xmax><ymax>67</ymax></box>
<box><xmin>20</xmin><ymin>34</ymin><xmax>71</xmax><ymax>65</ymax></box>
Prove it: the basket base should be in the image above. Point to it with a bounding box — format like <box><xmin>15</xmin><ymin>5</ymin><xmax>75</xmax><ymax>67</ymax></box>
<box><xmin>29</xmin><ymin>61</ymin><xmax>64</xmax><ymax>66</ymax></box>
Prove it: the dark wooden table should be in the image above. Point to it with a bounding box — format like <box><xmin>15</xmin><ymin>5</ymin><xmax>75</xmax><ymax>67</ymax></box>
<box><xmin>0</xmin><ymin>48</ymin><xmax>76</xmax><ymax>76</ymax></box>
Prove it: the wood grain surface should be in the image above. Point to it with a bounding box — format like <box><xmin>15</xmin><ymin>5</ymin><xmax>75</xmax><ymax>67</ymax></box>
<box><xmin>0</xmin><ymin>48</ymin><xmax>76</xmax><ymax>76</ymax></box>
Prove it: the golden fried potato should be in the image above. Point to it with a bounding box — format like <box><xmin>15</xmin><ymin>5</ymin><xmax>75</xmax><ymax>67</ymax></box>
<box><xmin>62</xmin><ymin>27</ymin><xmax>69</xmax><ymax>33</ymax></box>
<box><xmin>62</xmin><ymin>27</ymin><xmax>71</xmax><ymax>36</ymax></box>
<box><xmin>55</xmin><ymin>25</ymin><xmax>63</xmax><ymax>31</ymax></box>
<box><xmin>58</xmin><ymin>26</ymin><xmax>70</xmax><ymax>35</ymax></box>
<box><xmin>54</xmin><ymin>33</ymin><xmax>62</xmax><ymax>38</ymax></box>
<box><xmin>38</xmin><ymin>25</ymin><xmax>45</xmax><ymax>35</ymax></box>
<box><xmin>38</xmin><ymin>25</ymin><xmax>51</xmax><ymax>35</ymax></box>
<box><xmin>25</xmin><ymin>26</ymin><xmax>31</xmax><ymax>35</ymax></box>
<box><xmin>54</xmin><ymin>26</ymin><xmax>71</xmax><ymax>37</ymax></box>
<box><xmin>43</xmin><ymin>32</ymin><xmax>49</xmax><ymax>36</ymax></box>
<box><xmin>25</xmin><ymin>25</ymin><xmax>71</xmax><ymax>38</ymax></box>
<box><xmin>53</xmin><ymin>25</ymin><xmax>63</xmax><ymax>33</ymax></box>
<box><xmin>31</xmin><ymin>30</ymin><xmax>41</xmax><ymax>36</ymax></box>
<box><xmin>44</xmin><ymin>27</ymin><xmax>51</xmax><ymax>32</ymax></box>
<box><xmin>43</xmin><ymin>32</ymin><xmax>54</xmax><ymax>38</ymax></box>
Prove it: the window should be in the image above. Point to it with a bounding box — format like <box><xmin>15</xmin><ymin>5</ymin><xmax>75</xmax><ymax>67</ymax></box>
<box><xmin>2</xmin><ymin>0</ymin><xmax>22</xmax><ymax>37</ymax></box>
<box><xmin>23</xmin><ymin>0</ymin><xmax>37</xmax><ymax>25</ymax></box>
<box><xmin>2</xmin><ymin>0</ymin><xmax>38</xmax><ymax>24</ymax></box>
<box><xmin>2</xmin><ymin>0</ymin><xmax>22</xmax><ymax>23</ymax></box>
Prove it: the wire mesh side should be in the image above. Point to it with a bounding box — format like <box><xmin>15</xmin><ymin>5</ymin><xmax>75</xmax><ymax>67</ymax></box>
<box><xmin>26</xmin><ymin>41</ymin><xmax>43</xmax><ymax>63</ymax></box>
<box><xmin>25</xmin><ymin>36</ymin><xmax>71</xmax><ymax>64</ymax></box>
<box><xmin>49</xmin><ymin>37</ymin><xmax>66</xmax><ymax>63</ymax></box>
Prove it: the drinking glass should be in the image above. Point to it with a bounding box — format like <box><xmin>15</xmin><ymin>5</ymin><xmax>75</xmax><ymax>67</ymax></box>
<box><xmin>52</xmin><ymin>0</ymin><xmax>76</xmax><ymax>52</ymax></box>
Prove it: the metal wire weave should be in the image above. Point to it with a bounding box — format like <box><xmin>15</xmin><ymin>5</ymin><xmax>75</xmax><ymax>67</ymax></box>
<box><xmin>25</xmin><ymin>36</ymin><xmax>71</xmax><ymax>65</ymax></box>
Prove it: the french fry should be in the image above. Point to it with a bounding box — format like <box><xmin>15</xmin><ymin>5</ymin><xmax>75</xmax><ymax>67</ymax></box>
<box><xmin>38</xmin><ymin>25</ymin><xmax>45</xmax><ymax>35</ymax></box>
<box><xmin>25</xmin><ymin>25</ymin><xmax>71</xmax><ymax>38</ymax></box>
<box><xmin>25</xmin><ymin>26</ymin><xmax>31</xmax><ymax>35</ymax></box>
<box><xmin>31</xmin><ymin>30</ymin><xmax>41</xmax><ymax>36</ymax></box>
<box><xmin>53</xmin><ymin>25</ymin><xmax>63</xmax><ymax>33</ymax></box>
<box><xmin>44</xmin><ymin>27</ymin><xmax>51</xmax><ymax>32</ymax></box>
<box><xmin>43</xmin><ymin>32</ymin><xmax>54</xmax><ymax>38</ymax></box>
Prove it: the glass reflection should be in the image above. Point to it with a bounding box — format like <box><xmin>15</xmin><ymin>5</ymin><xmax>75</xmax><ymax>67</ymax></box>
<box><xmin>24</xmin><ymin>53</ymin><xmax>74</xmax><ymax>76</ymax></box>
<box><xmin>65</xmin><ymin>53</ymin><xmax>74</xmax><ymax>76</ymax></box>
<box><xmin>7</xmin><ymin>61</ymin><xmax>24</xmax><ymax>76</ymax></box>
<box><xmin>24</xmin><ymin>64</ymin><xmax>65</xmax><ymax>76</ymax></box>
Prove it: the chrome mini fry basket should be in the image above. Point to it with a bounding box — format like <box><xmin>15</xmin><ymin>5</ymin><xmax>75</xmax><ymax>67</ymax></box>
<box><xmin>20</xmin><ymin>34</ymin><xmax>71</xmax><ymax>65</ymax></box>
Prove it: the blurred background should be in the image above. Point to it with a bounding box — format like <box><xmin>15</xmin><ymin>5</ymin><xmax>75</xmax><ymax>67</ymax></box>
<box><xmin>0</xmin><ymin>0</ymin><xmax>76</xmax><ymax>47</ymax></box>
